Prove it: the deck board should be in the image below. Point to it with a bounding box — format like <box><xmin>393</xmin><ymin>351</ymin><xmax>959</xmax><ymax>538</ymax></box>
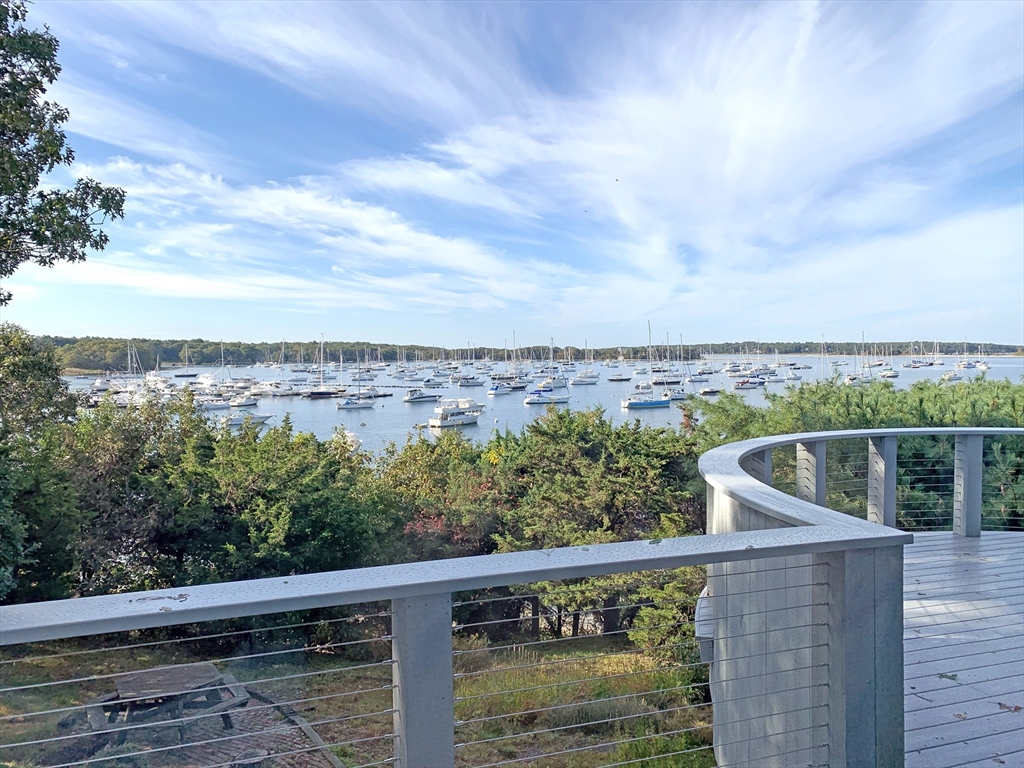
<box><xmin>904</xmin><ymin>532</ymin><xmax>1024</xmax><ymax>768</ymax></box>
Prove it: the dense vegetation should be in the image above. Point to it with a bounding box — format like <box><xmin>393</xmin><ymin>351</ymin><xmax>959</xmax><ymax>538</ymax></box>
<box><xmin>43</xmin><ymin>334</ymin><xmax>1020</xmax><ymax>372</ymax></box>
<box><xmin>4</xmin><ymin>322</ymin><xmax>1022</xmax><ymax>605</ymax></box>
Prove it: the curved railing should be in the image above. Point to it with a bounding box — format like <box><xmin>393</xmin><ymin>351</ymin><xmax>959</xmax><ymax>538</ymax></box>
<box><xmin>697</xmin><ymin>426</ymin><xmax>1023</xmax><ymax>768</ymax></box>
<box><xmin>1</xmin><ymin>428</ymin><xmax>1019</xmax><ymax>768</ymax></box>
<box><xmin>700</xmin><ymin>426</ymin><xmax>1023</xmax><ymax>533</ymax></box>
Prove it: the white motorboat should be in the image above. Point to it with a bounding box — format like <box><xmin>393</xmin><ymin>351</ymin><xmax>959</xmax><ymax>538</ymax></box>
<box><xmin>403</xmin><ymin>388</ymin><xmax>442</xmax><ymax>403</ymax></box>
<box><xmin>699</xmin><ymin>387</ymin><xmax>723</xmax><ymax>396</ymax></box>
<box><xmin>685</xmin><ymin>375</ymin><xmax>709</xmax><ymax>383</ymax></box>
<box><xmin>221</xmin><ymin>413</ymin><xmax>272</xmax><ymax>427</ymax></box>
<box><xmin>199</xmin><ymin>397</ymin><xmax>232</xmax><ymax>411</ymax></box>
<box><xmin>663</xmin><ymin>388</ymin><xmax>687</xmax><ymax>401</ymax></box>
<box><xmin>252</xmin><ymin>382</ymin><xmax>296</xmax><ymax>397</ymax></box>
<box><xmin>486</xmin><ymin>382</ymin><xmax>514</xmax><ymax>396</ymax></box>
<box><xmin>428</xmin><ymin>398</ymin><xmax>485</xmax><ymax>427</ymax></box>
<box><xmin>229</xmin><ymin>395</ymin><xmax>259</xmax><ymax>407</ymax></box>
<box><xmin>524</xmin><ymin>391</ymin><xmax>571</xmax><ymax>405</ymax></box>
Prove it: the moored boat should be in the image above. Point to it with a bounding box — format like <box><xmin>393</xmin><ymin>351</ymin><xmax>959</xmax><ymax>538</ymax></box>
<box><xmin>428</xmin><ymin>398</ymin><xmax>485</xmax><ymax>427</ymax></box>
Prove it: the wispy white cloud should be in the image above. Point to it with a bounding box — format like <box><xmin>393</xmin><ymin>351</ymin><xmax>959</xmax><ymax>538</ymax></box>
<box><xmin>50</xmin><ymin>78</ymin><xmax>222</xmax><ymax>170</ymax></box>
<box><xmin>10</xmin><ymin>1</ymin><xmax>1023</xmax><ymax>345</ymax></box>
<box><xmin>52</xmin><ymin>1</ymin><xmax>532</xmax><ymax>126</ymax></box>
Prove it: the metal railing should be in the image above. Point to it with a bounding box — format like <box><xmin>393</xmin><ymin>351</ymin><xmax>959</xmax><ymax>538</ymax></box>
<box><xmin>1</xmin><ymin>427</ymin><xmax>1019</xmax><ymax>767</ymax></box>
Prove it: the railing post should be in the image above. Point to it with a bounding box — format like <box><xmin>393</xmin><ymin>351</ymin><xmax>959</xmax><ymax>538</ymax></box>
<box><xmin>953</xmin><ymin>434</ymin><xmax>983</xmax><ymax>537</ymax></box>
<box><xmin>815</xmin><ymin>545</ymin><xmax>905</xmax><ymax>767</ymax></box>
<box><xmin>796</xmin><ymin>441</ymin><xmax>826</xmax><ymax>506</ymax></box>
<box><xmin>392</xmin><ymin>593</ymin><xmax>455</xmax><ymax>768</ymax></box>
<box><xmin>739</xmin><ymin>448</ymin><xmax>772</xmax><ymax>485</ymax></box>
<box><xmin>867</xmin><ymin>436</ymin><xmax>897</xmax><ymax>527</ymax></box>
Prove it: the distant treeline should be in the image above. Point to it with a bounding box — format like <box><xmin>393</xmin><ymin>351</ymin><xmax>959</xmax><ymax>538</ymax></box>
<box><xmin>40</xmin><ymin>335</ymin><xmax>1020</xmax><ymax>372</ymax></box>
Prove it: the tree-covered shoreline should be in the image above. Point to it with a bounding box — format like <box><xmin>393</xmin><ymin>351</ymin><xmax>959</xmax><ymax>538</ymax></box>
<box><xmin>40</xmin><ymin>334</ymin><xmax>1022</xmax><ymax>373</ymax></box>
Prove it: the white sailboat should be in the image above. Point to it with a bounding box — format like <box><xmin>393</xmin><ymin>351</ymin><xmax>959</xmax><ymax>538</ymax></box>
<box><xmin>525</xmin><ymin>339</ymin><xmax>572</xmax><ymax>405</ymax></box>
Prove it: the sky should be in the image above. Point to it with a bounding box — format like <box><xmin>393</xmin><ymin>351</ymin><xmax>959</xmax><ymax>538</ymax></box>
<box><xmin>3</xmin><ymin>0</ymin><xmax>1023</xmax><ymax>348</ymax></box>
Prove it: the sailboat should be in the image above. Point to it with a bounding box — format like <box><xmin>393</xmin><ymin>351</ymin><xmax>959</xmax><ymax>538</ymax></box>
<box><xmin>336</xmin><ymin>349</ymin><xmax>375</xmax><ymax>409</ymax></box>
<box><xmin>174</xmin><ymin>343</ymin><xmax>199</xmax><ymax>378</ymax></box>
<box><xmin>622</xmin><ymin>323</ymin><xmax>671</xmax><ymax>409</ymax></box>
<box><xmin>524</xmin><ymin>339</ymin><xmax>571</xmax><ymax>405</ymax></box>
<box><xmin>569</xmin><ymin>340</ymin><xmax>599</xmax><ymax>385</ymax></box>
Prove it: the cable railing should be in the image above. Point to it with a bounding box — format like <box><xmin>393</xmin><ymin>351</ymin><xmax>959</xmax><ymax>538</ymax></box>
<box><xmin>1</xmin><ymin>427</ymin><xmax>1018</xmax><ymax>767</ymax></box>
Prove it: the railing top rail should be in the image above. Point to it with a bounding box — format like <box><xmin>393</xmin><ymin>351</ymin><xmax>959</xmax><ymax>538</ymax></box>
<box><xmin>3</xmin><ymin>524</ymin><xmax>898</xmax><ymax>646</ymax></box>
<box><xmin>699</xmin><ymin>427</ymin><xmax>1022</xmax><ymax>532</ymax></box>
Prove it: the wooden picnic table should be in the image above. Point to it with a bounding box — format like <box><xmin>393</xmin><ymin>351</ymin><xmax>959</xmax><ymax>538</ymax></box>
<box><xmin>87</xmin><ymin>662</ymin><xmax>250</xmax><ymax>743</ymax></box>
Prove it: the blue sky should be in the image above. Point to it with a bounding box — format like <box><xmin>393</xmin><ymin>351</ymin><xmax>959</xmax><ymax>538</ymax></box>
<box><xmin>4</xmin><ymin>0</ymin><xmax>1023</xmax><ymax>347</ymax></box>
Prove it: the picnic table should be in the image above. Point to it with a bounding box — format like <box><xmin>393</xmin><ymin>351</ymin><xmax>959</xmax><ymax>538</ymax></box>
<box><xmin>87</xmin><ymin>662</ymin><xmax>250</xmax><ymax>743</ymax></box>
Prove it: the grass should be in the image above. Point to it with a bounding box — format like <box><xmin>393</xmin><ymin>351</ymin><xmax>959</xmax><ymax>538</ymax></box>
<box><xmin>1</xmin><ymin>621</ymin><xmax>715</xmax><ymax>768</ymax></box>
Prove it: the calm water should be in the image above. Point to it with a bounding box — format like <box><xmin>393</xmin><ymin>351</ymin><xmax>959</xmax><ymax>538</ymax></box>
<box><xmin>67</xmin><ymin>355</ymin><xmax>1023</xmax><ymax>454</ymax></box>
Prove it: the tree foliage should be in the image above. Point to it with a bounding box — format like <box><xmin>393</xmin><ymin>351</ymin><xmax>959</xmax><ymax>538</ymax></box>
<box><xmin>0</xmin><ymin>0</ymin><xmax>125</xmax><ymax>304</ymax></box>
<box><xmin>1</xmin><ymin>368</ymin><xmax>1021</xmax><ymax>610</ymax></box>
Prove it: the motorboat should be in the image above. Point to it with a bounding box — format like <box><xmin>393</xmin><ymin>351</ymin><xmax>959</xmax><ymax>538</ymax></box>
<box><xmin>199</xmin><ymin>397</ymin><xmax>232</xmax><ymax>411</ymax></box>
<box><xmin>229</xmin><ymin>395</ymin><xmax>259</xmax><ymax>407</ymax></box>
<box><xmin>569</xmin><ymin>372</ymin><xmax>599</xmax><ymax>385</ymax></box>
<box><xmin>486</xmin><ymin>382</ymin><xmax>514</xmax><ymax>396</ymax></box>
<box><xmin>221</xmin><ymin>413</ymin><xmax>272</xmax><ymax>427</ymax></box>
<box><xmin>663</xmin><ymin>388</ymin><xmax>687</xmax><ymax>401</ymax></box>
<box><xmin>699</xmin><ymin>387</ymin><xmax>723</xmax><ymax>396</ymax></box>
<box><xmin>403</xmin><ymin>388</ymin><xmax>442</xmax><ymax>403</ymax></box>
<box><xmin>524</xmin><ymin>390</ymin><xmax>571</xmax><ymax>405</ymax></box>
<box><xmin>428</xmin><ymin>398</ymin><xmax>484</xmax><ymax>427</ymax></box>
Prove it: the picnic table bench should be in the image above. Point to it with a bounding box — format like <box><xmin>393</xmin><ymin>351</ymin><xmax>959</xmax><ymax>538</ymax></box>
<box><xmin>87</xmin><ymin>662</ymin><xmax>250</xmax><ymax>743</ymax></box>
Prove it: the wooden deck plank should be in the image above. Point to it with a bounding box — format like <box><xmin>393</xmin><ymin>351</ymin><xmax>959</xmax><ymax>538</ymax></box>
<box><xmin>903</xmin><ymin>532</ymin><xmax>1024</xmax><ymax>768</ymax></box>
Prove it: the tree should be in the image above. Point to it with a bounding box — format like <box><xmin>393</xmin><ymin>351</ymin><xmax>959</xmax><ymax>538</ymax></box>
<box><xmin>0</xmin><ymin>0</ymin><xmax>125</xmax><ymax>305</ymax></box>
<box><xmin>0</xmin><ymin>322</ymin><xmax>80</xmax><ymax>601</ymax></box>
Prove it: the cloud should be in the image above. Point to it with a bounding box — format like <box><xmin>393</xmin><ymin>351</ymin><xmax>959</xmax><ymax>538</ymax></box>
<box><xmin>14</xmin><ymin>1</ymin><xmax>1023</xmax><ymax>345</ymax></box>
<box><xmin>63</xmin><ymin>159</ymin><xmax>571</xmax><ymax>312</ymax></box>
<box><xmin>55</xmin><ymin>1</ymin><xmax>532</xmax><ymax>127</ymax></box>
<box><xmin>342</xmin><ymin>157</ymin><xmax>533</xmax><ymax>216</ymax></box>
<box><xmin>50</xmin><ymin>78</ymin><xmax>222</xmax><ymax>169</ymax></box>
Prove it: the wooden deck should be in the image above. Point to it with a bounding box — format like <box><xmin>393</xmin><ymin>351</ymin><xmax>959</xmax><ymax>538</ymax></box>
<box><xmin>904</xmin><ymin>531</ymin><xmax>1024</xmax><ymax>767</ymax></box>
